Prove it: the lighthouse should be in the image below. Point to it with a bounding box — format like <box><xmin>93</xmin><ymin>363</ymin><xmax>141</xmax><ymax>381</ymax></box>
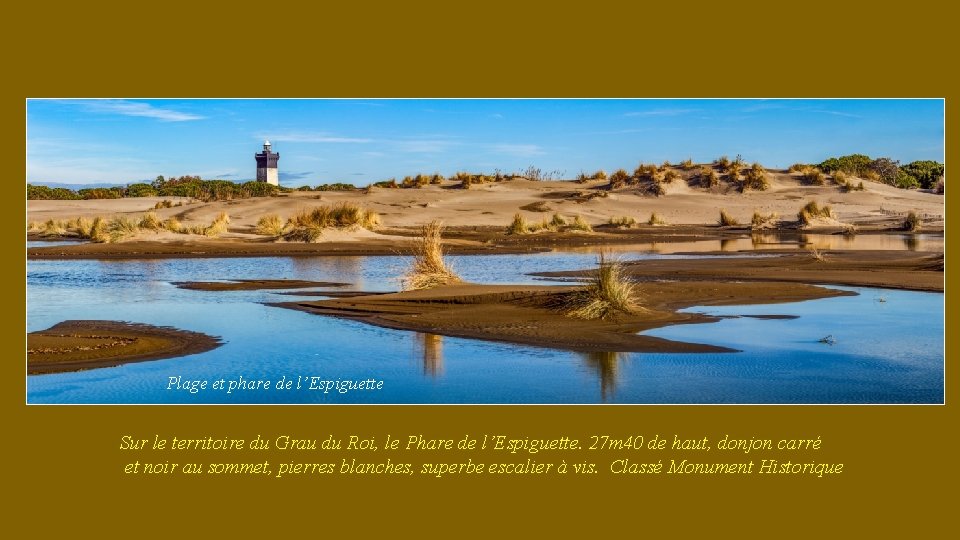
<box><xmin>255</xmin><ymin>140</ymin><xmax>279</xmax><ymax>186</ymax></box>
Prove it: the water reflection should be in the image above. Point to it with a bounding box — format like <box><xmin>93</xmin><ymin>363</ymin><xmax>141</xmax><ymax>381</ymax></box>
<box><xmin>414</xmin><ymin>333</ymin><xmax>444</xmax><ymax>377</ymax></box>
<box><xmin>903</xmin><ymin>236</ymin><xmax>920</xmax><ymax>251</ymax></box>
<box><xmin>579</xmin><ymin>351</ymin><xmax>629</xmax><ymax>402</ymax></box>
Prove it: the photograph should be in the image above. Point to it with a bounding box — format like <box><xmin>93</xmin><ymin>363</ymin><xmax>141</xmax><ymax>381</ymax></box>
<box><xmin>26</xmin><ymin>98</ymin><xmax>945</xmax><ymax>404</ymax></box>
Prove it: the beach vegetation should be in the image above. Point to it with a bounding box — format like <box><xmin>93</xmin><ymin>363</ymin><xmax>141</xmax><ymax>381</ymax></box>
<box><xmin>403</xmin><ymin>220</ymin><xmax>462</xmax><ymax>290</ymax></box>
<box><xmin>255</xmin><ymin>214</ymin><xmax>285</xmax><ymax>236</ymax></box>
<box><xmin>718</xmin><ymin>209</ymin><xmax>739</xmax><ymax>226</ymax></box>
<box><xmin>563</xmin><ymin>252</ymin><xmax>639</xmax><ymax>320</ymax></box>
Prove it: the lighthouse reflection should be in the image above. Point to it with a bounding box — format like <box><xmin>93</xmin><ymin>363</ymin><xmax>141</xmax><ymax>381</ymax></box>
<box><xmin>579</xmin><ymin>351</ymin><xmax>630</xmax><ymax>402</ymax></box>
<box><xmin>414</xmin><ymin>333</ymin><xmax>444</xmax><ymax>377</ymax></box>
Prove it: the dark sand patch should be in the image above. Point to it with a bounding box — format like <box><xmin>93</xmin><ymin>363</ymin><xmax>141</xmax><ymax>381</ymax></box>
<box><xmin>28</xmin><ymin>320</ymin><xmax>222</xmax><ymax>374</ymax></box>
<box><xmin>272</xmin><ymin>290</ymin><xmax>389</xmax><ymax>297</ymax></box>
<box><xmin>270</xmin><ymin>282</ymin><xmax>852</xmax><ymax>353</ymax></box>
<box><xmin>172</xmin><ymin>279</ymin><xmax>348</xmax><ymax>291</ymax></box>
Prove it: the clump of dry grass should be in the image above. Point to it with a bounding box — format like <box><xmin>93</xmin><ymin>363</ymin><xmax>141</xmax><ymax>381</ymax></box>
<box><xmin>255</xmin><ymin>214</ymin><xmax>285</xmax><ymax>236</ymax></box>
<box><xmin>797</xmin><ymin>201</ymin><xmax>833</xmax><ymax>225</ymax></box>
<box><xmin>802</xmin><ymin>167</ymin><xmax>825</xmax><ymax>186</ymax></box>
<box><xmin>507</xmin><ymin>213</ymin><xmax>529</xmax><ymax>235</ymax></box>
<box><xmin>550</xmin><ymin>213</ymin><xmax>568</xmax><ymax>228</ymax></box>
<box><xmin>563</xmin><ymin>252</ymin><xmax>639</xmax><ymax>320</ymax></box>
<box><xmin>592</xmin><ymin>170</ymin><xmax>607</xmax><ymax>180</ymax></box>
<box><xmin>608</xmin><ymin>168</ymin><xmax>631</xmax><ymax>189</ymax></box>
<box><xmin>285</xmin><ymin>203</ymin><xmax>379</xmax><ymax>241</ymax></box>
<box><xmin>204</xmin><ymin>212</ymin><xmax>230</xmax><ymax>237</ymax></box>
<box><xmin>163</xmin><ymin>217</ymin><xmax>184</xmax><ymax>234</ymax></box>
<box><xmin>570</xmin><ymin>215</ymin><xmax>593</xmax><ymax>232</ymax></box>
<box><xmin>107</xmin><ymin>216</ymin><xmax>140</xmax><ymax>242</ymax></box>
<box><xmin>809</xmin><ymin>246</ymin><xmax>827</xmax><ymax>262</ymax></box>
<box><xmin>903</xmin><ymin>211</ymin><xmax>921</xmax><ymax>232</ymax></box>
<box><xmin>403</xmin><ymin>220</ymin><xmax>462</xmax><ymax>290</ymax></box>
<box><xmin>699</xmin><ymin>166</ymin><xmax>719</xmax><ymax>188</ymax></box>
<box><xmin>718</xmin><ymin>209</ymin><xmax>739</xmax><ymax>226</ymax></box>
<box><xmin>154</xmin><ymin>200</ymin><xmax>174</xmax><ymax>209</ymax></box>
<box><xmin>138</xmin><ymin>211</ymin><xmax>163</xmax><ymax>232</ymax></box>
<box><xmin>788</xmin><ymin>163</ymin><xmax>808</xmax><ymax>173</ymax></box>
<box><xmin>716</xmin><ymin>156</ymin><xmax>731</xmax><ymax>168</ymax></box>
<box><xmin>663</xmin><ymin>170</ymin><xmax>680</xmax><ymax>183</ymax></box>
<box><xmin>751</xmin><ymin>211</ymin><xmax>778</xmax><ymax>230</ymax></box>
<box><xmin>648</xmin><ymin>212</ymin><xmax>666</xmax><ymax>225</ymax></box>
<box><xmin>88</xmin><ymin>217</ymin><xmax>109</xmax><ymax>242</ymax></box>
<box><xmin>680</xmin><ymin>158</ymin><xmax>694</xmax><ymax>170</ymax></box>
<box><xmin>41</xmin><ymin>219</ymin><xmax>68</xmax><ymax>236</ymax></box>
<box><xmin>608</xmin><ymin>216</ymin><xmax>637</xmax><ymax>228</ymax></box>
<box><xmin>742</xmin><ymin>163</ymin><xmax>769</xmax><ymax>191</ymax></box>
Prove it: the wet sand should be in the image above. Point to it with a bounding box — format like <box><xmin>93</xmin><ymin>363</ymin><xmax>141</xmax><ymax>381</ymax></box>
<box><xmin>28</xmin><ymin>320</ymin><xmax>222</xmax><ymax>374</ymax></box>
<box><xmin>270</xmin><ymin>282</ymin><xmax>854</xmax><ymax>353</ymax></box>
<box><xmin>534</xmin><ymin>249</ymin><xmax>943</xmax><ymax>292</ymax></box>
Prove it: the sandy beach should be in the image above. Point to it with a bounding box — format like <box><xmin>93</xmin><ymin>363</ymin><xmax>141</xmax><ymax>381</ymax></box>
<box><xmin>27</xmin><ymin>171</ymin><xmax>944</xmax><ymax>356</ymax></box>
<box><xmin>27</xmin><ymin>320</ymin><xmax>222</xmax><ymax>374</ymax></box>
<box><xmin>272</xmin><ymin>282</ymin><xmax>854</xmax><ymax>353</ymax></box>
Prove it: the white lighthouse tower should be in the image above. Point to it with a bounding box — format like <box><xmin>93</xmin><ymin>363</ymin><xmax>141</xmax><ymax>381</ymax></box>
<box><xmin>255</xmin><ymin>140</ymin><xmax>280</xmax><ymax>186</ymax></box>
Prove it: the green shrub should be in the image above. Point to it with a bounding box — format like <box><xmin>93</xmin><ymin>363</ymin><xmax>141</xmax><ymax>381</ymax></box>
<box><xmin>126</xmin><ymin>183</ymin><xmax>157</xmax><ymax>197</ymax></box>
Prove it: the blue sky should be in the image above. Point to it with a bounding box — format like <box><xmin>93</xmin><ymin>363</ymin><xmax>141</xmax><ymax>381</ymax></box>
<box><xmin>26</xmin><ymin>99</ymin><xmax>944</xmax><ymax>186</ymax></box>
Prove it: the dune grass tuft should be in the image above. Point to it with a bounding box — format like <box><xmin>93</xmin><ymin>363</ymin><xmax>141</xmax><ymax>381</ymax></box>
<box><xmin>204</xmin><ymin>212</ymin><xmax>230</xmax><ymax>237</ymax></box>
<box><xmin>797</xmin><ymin>201</ymin><xmax>833</xmax><ymax>225</ymax></box>
<box><xmin>903</xmin><ymin>211</ymin><xmax>921</xmax><ymax>232</ymax></box>
<box><xmin>563</xmin><ymin>252</ymin><xmax>639</xmax><ymax>320</ymax></box>
<box><xmin>742</xmin><ymin>163</ymin><xmax>769</xmax><ymax>191</ymax></box>
<box><xmin>699</xmin><ymin>166</ymin><xmax>719</xmax><ymax>188</ymax></box>
<box><xmin>507</xmin><ymin>213</ymin><xmax>529</xmax><ymax>235</ymax></box>
<box><xmin>648</xmin><ymin>212</ymin><xmax>666</xmax><ymax>226</ymax></box>
<box><xmin>809</xmin><ymin>246</ymin><xmax>827</xmax><ymax>262</ymax></box>
<box><xmin>138</xmin><ymin>211</ymin><xmax>163</xmax><ymax>232</ymax></box>
<box><xmin>163</xmin><ymin>217</ymin><xmax>184</xmax><ymax>234</ymax></box>
<box><xmin>608</xmin><ymin>216</ymin><xmax>637</xmax><ymax>228</ymax></box>
<box><xmin>284</xmin><ymin>203</ymin><xmax>379</xmax><ymax>242</ymax></box>
<box><xmin>403</xmin><ymin>220</ymin><xmax>462</xmax><ymax>290</ymax></box>
<box><xmin>802</xmin><ymin>167</ymin><xmax>825</xmax><ymax>186</ymax></box>
<box><xmin>570</xmin><ymin>215</ymin><xmax>593</xmax><ymax>232</ymax></box>
<box><xmin>718</xmin><ymin>209</ymin><xmax>739</xmax><ymax>226</ymax></box>
<box><xmin>107</xmin><ymin>216</ymin><xmax>140</xmax><ymax>242</ymax></box>
<box><xmin>751</xmin><ymin>211</ymin><xmax>778</xmax><ymax>229</ymax></box>
<box><xmin>255</xmin><ymin>214</ymin><xmax>285</xmax><ymax>236</ymax></box>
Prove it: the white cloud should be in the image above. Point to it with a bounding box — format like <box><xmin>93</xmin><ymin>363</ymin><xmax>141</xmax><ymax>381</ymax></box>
<box><xmin>52</xmin><ymin>99</ymin><xmax>205</xmax><ymax>121</ymax></box>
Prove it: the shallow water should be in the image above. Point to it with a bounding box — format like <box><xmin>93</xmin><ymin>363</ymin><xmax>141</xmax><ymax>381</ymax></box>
<box><xmin>564</xmin><ymin>232</ymin><xmax>944</xmax><ymax>254</ymax></box>
<box><xmin>26</xmin><ymin>249</ymin><xmax>943</xmax><ymax>404</ymax></box>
